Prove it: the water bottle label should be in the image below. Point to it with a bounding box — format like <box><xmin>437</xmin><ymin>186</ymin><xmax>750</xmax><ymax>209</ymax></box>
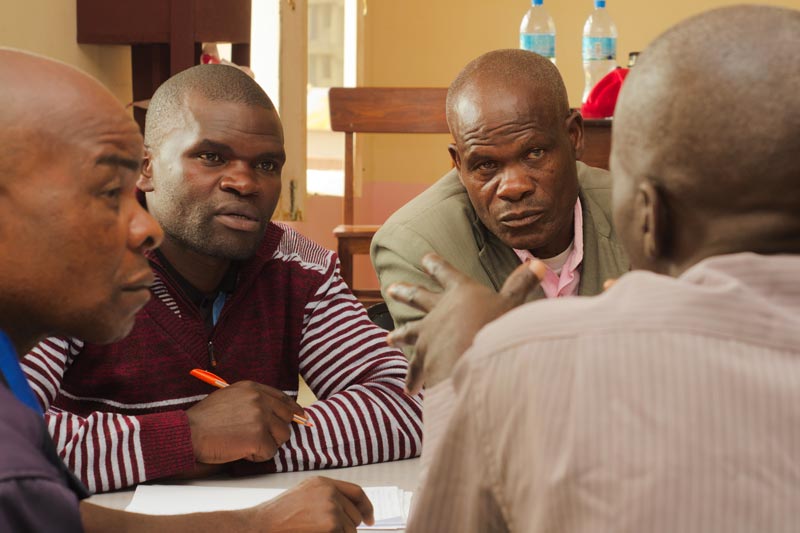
<box><xmin>520</xmin><ymin>33</ymin><xmax>555</xmax><ymax>59</ymax></box>
<box><xmin>582</xmin><ymin>36</ymin><xmax>616</xmax><ymax>60</ymax></box>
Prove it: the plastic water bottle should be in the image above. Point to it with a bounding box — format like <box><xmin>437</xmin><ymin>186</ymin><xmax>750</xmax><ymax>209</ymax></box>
<box><xmin>582</xmin><ymin>0</ymin><xmax>618</xmax><ymax>102</ymax></box>
<box><xmin>520</xmin><ymin>0</ymin><xmax>556</xmax><ymax>64</ymax></box>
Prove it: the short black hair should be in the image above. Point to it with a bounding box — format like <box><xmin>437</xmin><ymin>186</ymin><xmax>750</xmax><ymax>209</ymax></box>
<box><xmin>144</xmin><ymin>64</ymin><xmax>275</xmax><ymax>149</ymax></box>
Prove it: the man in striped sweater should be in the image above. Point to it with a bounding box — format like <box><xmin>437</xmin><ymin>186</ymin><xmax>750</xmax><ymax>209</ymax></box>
<box><xmin>2</xmin><ymin>49</ymin><xmax>373</xmax><ymax>532</ymax></box>
<box><xmin>22</xmin><ymin>64</ymin><xmax>422</xmax><ymax>493</ymax></box>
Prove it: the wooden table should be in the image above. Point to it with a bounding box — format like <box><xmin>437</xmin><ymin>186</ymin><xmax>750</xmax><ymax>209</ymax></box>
<box><xmin>88</xmin><ymin>458</ymin><xmax>422</xmax><ymax>531</ymax></box>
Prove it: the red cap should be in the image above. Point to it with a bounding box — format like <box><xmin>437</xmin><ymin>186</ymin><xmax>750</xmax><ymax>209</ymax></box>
<box><xmin>580</xmin><ymin>67</ymin><xmax>629</xmax><ymax>119</ymax></box>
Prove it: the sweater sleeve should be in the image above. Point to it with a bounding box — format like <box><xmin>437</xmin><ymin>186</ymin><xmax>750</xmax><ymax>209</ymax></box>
<box><xmin>22</xmin><ymin>338</ymin><xmax>195</xmax><ymax>493</ymax></box>
<box><xmin>273</xmin><ymin>258</ymin><xmax>423</xmax><ymax>471</ymax></box>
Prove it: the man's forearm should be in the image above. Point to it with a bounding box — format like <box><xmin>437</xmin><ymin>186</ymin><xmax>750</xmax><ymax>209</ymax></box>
<box><xmin>274</xmin><ymin>376</ymin><xmax>422</xmax><ymax>470</ymax></box>
<box><xmin>46</xmin><ymin>408</ymin><xmax>194</xmax><ymax>492</ymax></box>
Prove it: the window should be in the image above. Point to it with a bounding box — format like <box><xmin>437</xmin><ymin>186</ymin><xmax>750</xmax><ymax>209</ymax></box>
<box><xmin>248</xmin><ymin>0</ymin><xmax>360</xmax><ymax>219</ymax></box>
<box><xmin>250</xmin><ymin>0</ymin><xmax>303</xmax><ymax>219</ymax></box>
<box><xmin>307</xmin><ymin>0</ymin><xmax>359</xmax><ymax>197</ymax></box>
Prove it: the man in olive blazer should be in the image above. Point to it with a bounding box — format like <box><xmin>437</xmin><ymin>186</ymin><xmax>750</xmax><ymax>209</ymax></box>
<box><xmin>372</xmin><ymin>164</ymin><xmax>627</xmax><ymax>327</ymax></box>
<box><xmin>371</xmin><ymin>50</ymin><xmax>629</xmax><ymax>328</ymax></box>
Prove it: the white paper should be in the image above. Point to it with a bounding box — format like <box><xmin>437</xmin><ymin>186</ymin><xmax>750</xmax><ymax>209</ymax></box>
<box><xmin>126</xmin><ymin>484</ymin><xmax>412</xmax><ymax>530</ymax></box>
<box><xmin>126</xmin><ymin>485</ymin><xmax>284</xmax><ymax>515</ymax></box>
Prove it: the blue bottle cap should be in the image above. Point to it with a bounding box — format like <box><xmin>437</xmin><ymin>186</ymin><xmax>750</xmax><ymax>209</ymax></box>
<box><xmin>533</xmin><ymin>0</ymin><xmax>543</xmax><ymax>5</ymax></box>
<box><xmin>595</xmin><ymin>0</ymin><xmax>606</xmax><ymax>7</ymax></box>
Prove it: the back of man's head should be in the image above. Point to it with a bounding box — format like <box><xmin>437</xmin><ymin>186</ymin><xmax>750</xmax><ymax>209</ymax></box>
<box><xmin>144</xmin><ymin>64</ymin><xmax>275</xmax><ymax>149</ymax></box>
<box><xmin>612</xmin><ymin>5</ymin><xmax>800</xmax><ymax>265</ymax></box>
<box><xmin>446</xmin><ymin>49</ymin><xmax>569</xmax><ymax>131</ymax></box>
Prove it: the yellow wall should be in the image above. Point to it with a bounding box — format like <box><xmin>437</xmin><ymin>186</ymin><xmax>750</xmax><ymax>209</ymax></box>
<box><xmin>548</xmin><ymin>0</ymin><xmax>800</xmax><ymax>106</ymax></box>
<box><xmin>4</xmin><ymin>0</ymin><xmax>798</xmax><ymax>209</ymax></box>
<box><xmin>359</xmin><ymin>0</ymin><xmax>800</xmax><ymax>189</ymax></box>
<box><xmin>0</xmin><ymin>0</ymin><xmax>131</xmax><ymax>104</ymax></box>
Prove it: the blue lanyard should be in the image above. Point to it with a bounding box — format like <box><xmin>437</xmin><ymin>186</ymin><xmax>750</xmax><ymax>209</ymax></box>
<box><xmin>0</xmin><ymin>331</ymin><xmax>44</xmax><ymax>414</ymax></box>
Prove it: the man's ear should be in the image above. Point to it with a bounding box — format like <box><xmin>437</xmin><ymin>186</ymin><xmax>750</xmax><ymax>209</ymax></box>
<box><xmin>636</xmin><ymin>180</ymin><xmax>668</xmax><ymax>262</ymax></box>
<box><xmin>448</xmin><ymin>143</ymin><xmax>461</xmax><ymax>172</ymax></box>
<box><xmin>566</xmin><ymin>110</ymin><xmax>585</xmax><ymax>160</ymax></box>
<box><xmin>137</xmin><ymin>149</ymin><xmax>155</xmax><ymax>192</ymax></box>
<box><xmin>448</xmin><ymin>144</ymin><xmax>468</xmax><ymax>187</ymax></box>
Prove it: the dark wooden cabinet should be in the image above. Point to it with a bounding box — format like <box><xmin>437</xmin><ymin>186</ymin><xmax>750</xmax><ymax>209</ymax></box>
<box><xmin>582</xmin><ymin>119</ymin><xmax>612</xmax><ymax>170</ymax></box>
<box><xmin>77</xmin><ymin>0</ymin><xmax>251</xmax><ymax>129</ymax></box>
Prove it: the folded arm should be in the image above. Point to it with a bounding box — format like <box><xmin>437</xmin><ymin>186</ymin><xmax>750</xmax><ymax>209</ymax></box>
<box><xmin>22</xmin><ymin>338</ymin><xmax>195</xmax><ymax>492</ymax></box>
<box><xmin>274</xmin><ymin>260</ymin><xmax>423</xmax><ymax>471</ymax></box>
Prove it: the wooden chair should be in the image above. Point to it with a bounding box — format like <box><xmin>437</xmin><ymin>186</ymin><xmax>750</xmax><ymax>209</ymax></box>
<box><xmin>77</xmin><ymin>0</ymin><xmax>252</xmax><ymax>131</ymax></box>
<box><xmin>328</xmin><ymin>87</ymin><xmax>449</xmax><ymax>304</ymax></box>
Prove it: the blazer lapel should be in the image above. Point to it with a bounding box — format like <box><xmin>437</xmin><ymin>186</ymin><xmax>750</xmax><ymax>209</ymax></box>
<box><xmin>475</xmin><ymin>219</ymin><xmax>546</xmax><ymax>300</ymax></box>
<box><xmin>578</xmin><ymin>189</ymin><xmax>629</xmax><ymax>295</ymax></box>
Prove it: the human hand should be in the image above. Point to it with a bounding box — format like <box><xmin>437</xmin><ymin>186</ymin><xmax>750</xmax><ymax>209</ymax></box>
<box><xmin>386</xmin><ymin>253</ymin><xmax>545</xmax><ymax>395</ymax></box>
<box><xmin>247</xmin><ymin>477</ymin><xmax>375</xmax><ymax>533</ymax></box>
<box><xmin>186</xmin><ymin>381</ymin><xmax>306</xmax><ymax>464</ymax></box>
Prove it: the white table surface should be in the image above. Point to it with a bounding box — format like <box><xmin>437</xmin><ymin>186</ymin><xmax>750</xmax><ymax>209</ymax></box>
<box><xmin>88</xmin><ymin>457</ymin><xmax>421</xmax><ymax>529</ymax></box>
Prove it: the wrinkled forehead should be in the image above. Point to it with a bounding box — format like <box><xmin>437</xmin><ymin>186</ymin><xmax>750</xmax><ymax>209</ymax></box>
<box><xmin>59</xmin><ymin>99</ymin><xmax>143</xmax><ymax>168</ymax></box>
<box><xmin>452</xmin><ymin>80</ymin><xmax>563</xmax><ymax>145</ymax></box>
<box><xmin>1</xmin><ymin>51</ymin><xmax>142</xmax><ymax>186</ymax></box>
<box><xmin>20</xmin><ymin>91</ymin><xmax>142</xmax><ymax>173</ymax></box>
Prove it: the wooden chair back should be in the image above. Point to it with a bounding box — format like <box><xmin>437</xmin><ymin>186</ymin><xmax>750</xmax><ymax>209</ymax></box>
<box><xmin>328</xmin><ymin>87</ymin><xmax>449</xmax><ymax>304</ymax></box>
<box><xmin>329</xmin><ymin>87</ymin><xmax>449</xmax><ymax>225</ymax></box>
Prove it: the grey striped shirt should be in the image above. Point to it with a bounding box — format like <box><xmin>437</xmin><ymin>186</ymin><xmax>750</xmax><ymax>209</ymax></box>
<box><xmin>410</xmin><ymin>253</ymin><xmax>800</xmax><ymax>533</ymax></box>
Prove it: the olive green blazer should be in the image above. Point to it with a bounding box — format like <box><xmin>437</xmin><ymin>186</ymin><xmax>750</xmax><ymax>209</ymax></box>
<box><xmin>370</xmin><ymin>162</ymin><xmax>629</xmax><ymax>328</ymax></box>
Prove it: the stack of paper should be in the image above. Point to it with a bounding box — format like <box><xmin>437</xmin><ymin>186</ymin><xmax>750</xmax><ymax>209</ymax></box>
<box><xmin>356</xmin><ymin>486</ymin><xmax>413</xmax><ymax>530</ymax></box>
<box><xmin>126</xmin><ymin>484</ymin><xmax>412</xmax><ymax>530</ymax></box>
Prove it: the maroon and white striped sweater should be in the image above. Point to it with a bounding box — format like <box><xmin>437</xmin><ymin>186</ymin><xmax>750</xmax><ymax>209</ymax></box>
<box><xmin>21</xmin><ymin>223</ymin><xmax>422</xmax><ymax>493</ymax></box>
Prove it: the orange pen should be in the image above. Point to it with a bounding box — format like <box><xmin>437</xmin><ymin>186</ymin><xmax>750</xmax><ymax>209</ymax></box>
<box><xmin>190</xmin><ymin>368</ymin><xmax>314</xmax><ymax>428</ymax></box>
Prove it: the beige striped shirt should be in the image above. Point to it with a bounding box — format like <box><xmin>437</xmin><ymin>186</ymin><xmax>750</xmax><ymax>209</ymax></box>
<box><xmin>409</xmin><ymin>253</ymin><xmax>800</xmax><ymax>532</ymax></box>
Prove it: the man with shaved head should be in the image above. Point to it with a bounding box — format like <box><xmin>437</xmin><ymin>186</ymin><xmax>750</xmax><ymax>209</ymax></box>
<box><xmin>22</xmin><ymin>63</ymin><xmax>422</xmax><ymax>494</ymax></box>
<box><xmin>393</xmin><ymin>5</ymin><xmax>800</xmax><ymax>532</ymax></box>
<box><xmin>372</xmin><ymin>49</ymin><xmax>628</xmax><ymax>329</ymax></box>
<box><xmin>0</xmin><ymin>49</ymin><xmax>374</xmax><ymax>532</ymax></box>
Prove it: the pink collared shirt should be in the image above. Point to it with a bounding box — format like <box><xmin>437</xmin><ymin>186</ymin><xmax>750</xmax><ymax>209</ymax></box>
<box><xmin>513</xmin><ymin>198</ymin><xmax>583</xmax><ymax>298</ymax></box>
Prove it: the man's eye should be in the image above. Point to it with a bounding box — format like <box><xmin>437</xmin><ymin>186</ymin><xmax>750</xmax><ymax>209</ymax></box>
<box><xmin>476</xmin><ymin>161</ymin><xmax>497</xmax><ymax>172</ymax></box>
<box><xmin>256</xmin><ymin>161</ymin><xmax>277</xmax><ymax>172</ymax></box>
<box><xmin>526</xmin><ymin>149</ymin><xmax>545</xmax><ymax>159</ymax></box>
<box><xmin>100</xmin><ymin>187</ymin><xmax>122</xmax><ymax>210</ymax></box>
<box><xmin>198</xmin><ymin>152</ymin><xmax>223</xmax><ymax>163</ymax></box>
<box><xmin>103</xmin><ymin>187</ymin><xmax>122</xmax><ymax>199</ymax></box>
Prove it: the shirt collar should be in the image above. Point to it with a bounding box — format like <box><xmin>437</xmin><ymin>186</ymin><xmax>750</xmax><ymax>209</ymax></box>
<box><xmin>514</xmin><ymin>197</ymin><xmax>584</xmax><ymax>269</ymax></box>
<box><xmin>153</xmin><ymin>249</ymin><xmax>240</xmax><ymax>309</ymax></box>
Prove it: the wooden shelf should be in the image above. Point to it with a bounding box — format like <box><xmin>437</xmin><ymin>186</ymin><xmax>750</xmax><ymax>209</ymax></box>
<box><xmin>77</xmin><ymin>0</ymin><xmax>251</xmax><ymax>44</ymax></box>
<box><xmin>77</xmin><ymin>0</ymin><xmax>251</xmax><ymax>130</ymax></box>
<box><xmin>582</xmin><ymin>118</ymin><xmax>612</xmax><ymax>170</ymax></box>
